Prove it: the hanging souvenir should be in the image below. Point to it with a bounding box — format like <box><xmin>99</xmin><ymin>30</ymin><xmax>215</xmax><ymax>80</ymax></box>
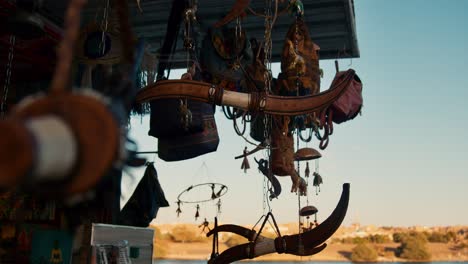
<box><xmin>175</xmin><ymin>183</ymin><xmax>228</xmax><ymax>218</ymax></box>
<box><xmin>195</xmin><ymin>204</ymin><xmax>200</xmax><ymax>220</ymax></box>
<box><xmin>254</xmin><ymin>158</ymin><xmax>282</xmax><ymax>200</ymax></box>
<box><xmin>206</xmin><ymin>184</ymin><xmax>350</xmax><ymax>263</ymax></box>
<box><xmin>198</xmin><ymin>218</ymin><xmax>211</xmax><ymax>233</ymax></box>
<box><xmin>118</xmin><ymin>162</ymin><xmax>169</xmax><ymax>227</ymax></box>
<box><xmin>299</xmin><ymin>205</ymin><xmax>318</xmax><ymax>231</ymax></box>
<box><xmin>271</xmin><ymin>117</ymin><xmax>307</xmax><ymax>195</ymax></box>
<box><xmin>199</xmin><ymin>25</ymin><xmax>253</xmax><ymax>91</ymax></box>
<box><xmin>277</xmin><ymin>17</ymin><xmax>321</xmax><ymax>96</ymax></box>
<box><xmin>313</xmin><ymin>172</ymin><xmax>323</xmax><ymax>195</ymax></box>
<box><xmin>240</xmin><ymin>147</ymin><xmax>250</xmax><ymax>173</ymax></box>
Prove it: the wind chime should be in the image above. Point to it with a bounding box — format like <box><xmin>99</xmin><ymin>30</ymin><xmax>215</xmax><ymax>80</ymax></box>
<box><xmin>175</xmin><ymin>182</ymin><xmax>228</xmax><ymax>229</ymax></box>
<box><xmin>287</xmin><ymin>1</ymin><xmax>324</xmax><ymax>235</ymax></box>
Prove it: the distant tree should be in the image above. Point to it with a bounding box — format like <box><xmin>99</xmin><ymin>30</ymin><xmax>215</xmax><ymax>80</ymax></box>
<box><xmin>368</xmin><ymin>234</ymin><xmax>391</xmax><ymax>244</ymax></box>
<box><xmin>351</xmin><ymin>243</ymin><xmax>378</xmax><ymax>262</ymax></box>
<box><xmin>396</xmin><ymin>236</ymin><xmax>431</xmax><ymax>261</ymax></box>
<box><xmin>393</xmin><ymin>232</ymin><xmax>408</xmax><ymax>243</ymax></box>
<box><xmin>169</xmin><ymin>225</ymin><xmax>206</xmax><ymax>243</ymax></box>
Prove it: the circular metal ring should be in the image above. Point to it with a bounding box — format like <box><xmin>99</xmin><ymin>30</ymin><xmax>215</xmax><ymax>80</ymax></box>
<box><xmin>177</xmin><ymin>182</ymin><xmax>228</xmax><ymax>204</ymax></box>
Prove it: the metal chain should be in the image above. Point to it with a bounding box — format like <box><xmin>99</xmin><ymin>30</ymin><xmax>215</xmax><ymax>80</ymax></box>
<box><xmin>263</xmin><ymin>0</ymin><xmax>273</xmax><ymax>94</ymax></box>
<box><xmin>295</xmin><ymin>16</ymin><xmax>300</xmax><ymax>97</ymax></box>
<box><xmin>1</xmin><ymin>35</ymin><xmax>16</xmax><ymax>118</ymax></box>
<box><xmin>260</xmin><ymin>0</ymin><xmax>274</xmax><ymax>215</ymax></box>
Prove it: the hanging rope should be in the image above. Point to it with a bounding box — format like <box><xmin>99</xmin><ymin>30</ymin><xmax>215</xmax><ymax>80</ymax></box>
<box><xmin>49</xmin><ymin>0</ymin><xmax>87</xmax><ymax>94</ymax></box>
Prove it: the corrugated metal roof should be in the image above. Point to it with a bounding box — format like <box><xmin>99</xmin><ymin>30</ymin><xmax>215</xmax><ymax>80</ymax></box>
<box><xmin>134</xmin><ymin>0</ymin><xmax>359</xmax><ymax>64</ymax></box>
<box><xmin>38</xmin><ymin>0</ymin><xmax>359</xmax><ymax>66</ymax></box>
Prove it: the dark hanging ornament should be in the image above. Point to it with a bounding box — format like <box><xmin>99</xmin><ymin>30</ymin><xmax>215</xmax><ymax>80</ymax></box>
<box><xmin>195</xmin><ymin>204</ymin><xmax>200</xmax><ymax>220</ymax></box>
<box><xmin>176</xmin><ymin>200</ymin><xmax>182</xmax><ymax>217</ymax></box>
<box><xmin>211</xmin><ymin>184</ymin><xmax>217</xmax><ymax>200</ymax></box>
<box><xmin>215</xmin><ymin>186</ymin><xmax>226</xmax><ymax>198</ymax></box>
<box><xmin>305</xmin><ymin>162</ymin><xmax>310</xmax><ymax>178</ymax></box>
<box><xmin>313</xmin><ymin>172</ymin><xmax>323</xmax><ymax>195</ymax></box>
<box><xmin>198</xmin><ymin>218</ymin><xmax>211</xmax><ymax>233</ymax></box>
<box><xmin>240</xmin><ymin>147</ymin><xmax>250</xmax><ymax>173</ymax></box>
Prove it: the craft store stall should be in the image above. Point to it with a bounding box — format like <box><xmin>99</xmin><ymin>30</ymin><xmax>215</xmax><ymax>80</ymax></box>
<box><xmin>0</xmin><ymin>0</ymin><xmax>361</xmax><ymax>263</ymax></box>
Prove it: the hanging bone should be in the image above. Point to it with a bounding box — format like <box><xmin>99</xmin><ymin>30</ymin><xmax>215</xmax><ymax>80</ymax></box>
<box><xmin>254</xmin><ymin>158</ymin><xmax>282</xmax><ymax>200</ymax></box>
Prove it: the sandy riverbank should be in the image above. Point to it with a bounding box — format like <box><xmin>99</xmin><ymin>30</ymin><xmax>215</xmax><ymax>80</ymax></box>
<box><xmin>158</xmin><ymin>241</ymin><xmax>468</xmax><ymax>262</ymax></box>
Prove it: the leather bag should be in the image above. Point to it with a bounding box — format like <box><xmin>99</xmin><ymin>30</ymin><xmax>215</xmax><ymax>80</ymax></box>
<box><xmin>319</xmin><ymin>70</ymin><xmax>363</xmax><ymax>149</ymax></box>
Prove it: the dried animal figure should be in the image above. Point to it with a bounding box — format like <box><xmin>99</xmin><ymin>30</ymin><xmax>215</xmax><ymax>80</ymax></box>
<box><xmin>286</xmin><ymin>39</ymin><xmax>306</xmax><ymax>75</ymax></box>
<box><xmin>214</xmin><ymin>0</ymin><xmax>251</xmax><ymax>28</ymax></box>
<box><xmin>271</xmin><ymin>117</ymin><xmax>307</xmax><ymax>195</ymax></box>
<box><xmin>280</xmin><ymin>18</ymin><xmax>321</xmax><ymax>95</ymax></box>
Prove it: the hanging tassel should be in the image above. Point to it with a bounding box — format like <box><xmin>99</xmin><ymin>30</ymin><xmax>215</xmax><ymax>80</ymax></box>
<box><xmin>304</xmin><ymin>162</ymin><xmax>310</xmax><ymax>178</ymax></box>
<box><xmin>240</xmin><ymin>147</ymin><xmax>250</xmax><ymax>173</ymax></box>
<box><xmin>313</xmin><ymin>172</ymin><xmax>323</xmax><ymax>195</ymax></box>
<box><xmin>195</xmin><ymin>204</ymin><xmax>200</xmax><ymax>220</ymax></box>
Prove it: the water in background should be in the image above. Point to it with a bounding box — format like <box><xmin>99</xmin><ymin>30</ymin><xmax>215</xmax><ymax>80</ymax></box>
<box><xmin>154</xmin><ymin>261</ymin><xmax>466</xmax><ymax>264</ymax></box>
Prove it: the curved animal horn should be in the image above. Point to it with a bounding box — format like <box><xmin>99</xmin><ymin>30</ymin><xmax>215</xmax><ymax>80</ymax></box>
<box><xmin>207</xmin><ymin>224</ymin><xmax>257</xmax><ymax>241</ymax></box>
<box><xmin>135</xmin><ymin>70</ymin><xmax>356</xmax><ymax>116</ymax></box>
<box><xmin>276</xmin><ymin>183</ymin><xmax>350</xmax><ymax>254</ymax></box>
<box><xmin>208</xmin><ymin>243</ymin><xmax>251</xmax><ymax>264</ymax></box>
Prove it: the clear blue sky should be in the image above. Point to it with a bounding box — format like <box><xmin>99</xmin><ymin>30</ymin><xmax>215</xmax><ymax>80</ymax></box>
<box><xmin>122</xmin><ymin>0</ymin><xmax>468</xmax><ymax>227</ymax></box>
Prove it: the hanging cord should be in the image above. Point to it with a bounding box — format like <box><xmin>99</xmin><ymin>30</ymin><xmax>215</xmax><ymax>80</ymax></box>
<box><xmin>49</xmin><ymin>0</ymin><xmax>87</xmax><ymax>94</ymax></box>
<box><xmin>156</xmin><ymin>0</ymin><xmax>185</xmax><ymax>80</ymax></box>
<box><xmin>115</xmin><ymin>0</ymin><xmax>135</xmax><ymax>64</ymax></box>
<box><xmin>1</xmin><ymin>35</ymin><xmax>15</xmax><ymax>118</ymax></box>
<box><xmin>210</xmin><ymin>217</ymin><xmax>219</xmax><ymax>259</ymax></box>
